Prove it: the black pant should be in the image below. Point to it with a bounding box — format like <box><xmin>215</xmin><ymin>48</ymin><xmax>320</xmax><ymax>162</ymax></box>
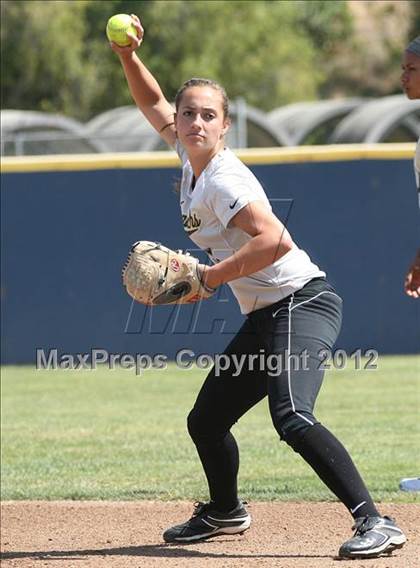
<box><xmin>187</xmin><ymin>278</ymin><xmax>378</xmax><ymax>518</ymax></box>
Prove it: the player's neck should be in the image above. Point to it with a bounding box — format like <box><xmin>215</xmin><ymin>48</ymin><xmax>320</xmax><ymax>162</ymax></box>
<box><xmin>188</xmin><ymin>141</ymin><xmax>225</xmax><ymax>178</ymax></box>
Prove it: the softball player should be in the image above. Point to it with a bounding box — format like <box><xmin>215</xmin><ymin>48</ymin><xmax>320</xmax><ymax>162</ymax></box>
<box><xmin>111</xmin><ymin>15</ymin><xmax>406</xmax><ymax>559</ymax></box>
<box><xmin>399</xmin><ymin>36</ymin><xmax>420</xmax><ymax>494</ymax></box>
<box><xmin>401</xmin><ymin>36</ymin><xmax>420</xmax><ymax>298</ymax></box>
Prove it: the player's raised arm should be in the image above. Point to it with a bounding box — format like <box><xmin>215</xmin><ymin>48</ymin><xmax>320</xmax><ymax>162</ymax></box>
<box><xmin>108</xmin><ymin>14</ymin><xmax>176</xmax><ymax>147</ymax></box>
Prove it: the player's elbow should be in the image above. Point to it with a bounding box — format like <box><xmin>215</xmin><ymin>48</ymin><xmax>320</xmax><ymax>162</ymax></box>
<box><xmin>266</xmin><ymin>230</ymin><xmax>294</xmax><ymax>260</ymax></box>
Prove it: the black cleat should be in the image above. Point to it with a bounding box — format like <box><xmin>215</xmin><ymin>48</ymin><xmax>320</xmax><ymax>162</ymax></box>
<box><xmin>163</xmin><ymin>500</ymin><xmax>251</xmax><ymax>543</ymax></box>
<box><xmin>339</xmin><ymin>515</ymin><xmax>406</xmax><ymax>559</ymax></box>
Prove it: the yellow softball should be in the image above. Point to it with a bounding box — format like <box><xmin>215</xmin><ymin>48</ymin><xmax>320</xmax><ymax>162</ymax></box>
<box><xmin>106</xmin><ymin>14</ymin><xmax>137</xmax><ymax>47</ymax></box>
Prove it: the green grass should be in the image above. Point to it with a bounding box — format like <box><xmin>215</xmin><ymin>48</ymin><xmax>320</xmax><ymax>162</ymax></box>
<box><xmin>1</xmin><ymin>356</ymin><xmax>419</xmax><ymax>502</ymax></box>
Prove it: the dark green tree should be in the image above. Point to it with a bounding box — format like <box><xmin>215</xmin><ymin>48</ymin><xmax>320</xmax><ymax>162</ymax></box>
<box><xmin>1</xmin><ymin>1</ymin><xmax>95</xmax><ymax>118</ymax></box>
<box><xmin>3</xmin><ymin>0</ymin><xmax>408</xmax><ymax>119</ymax></box>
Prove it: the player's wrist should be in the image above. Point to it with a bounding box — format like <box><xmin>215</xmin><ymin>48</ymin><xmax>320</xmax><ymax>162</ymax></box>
<box><xmin>199</xmin><ymin>265</ymin><xmax>221</xmax><ymax>290</ymax></box>
<box><xmin>118</xmin><ymin>49</ymin><xmax>137</xmax><ymax>63</ymax></box>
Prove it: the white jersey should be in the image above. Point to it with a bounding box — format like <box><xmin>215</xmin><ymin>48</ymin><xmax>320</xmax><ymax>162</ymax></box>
<box><xmin>176</xmin><ymin>142</ymin><xmax>325</xmax><ymax>314</ymax></box>
<box><xmin>415</xmin><ymin>136</ymin><xmax>420</xmax><ymax>208</ymax></box>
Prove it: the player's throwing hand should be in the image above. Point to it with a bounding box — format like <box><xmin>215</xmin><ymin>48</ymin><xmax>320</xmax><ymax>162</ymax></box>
<box><xmin>109</xmin><ymin>14</ymin><xmax>143</xmax><ymax>56</ymax></box>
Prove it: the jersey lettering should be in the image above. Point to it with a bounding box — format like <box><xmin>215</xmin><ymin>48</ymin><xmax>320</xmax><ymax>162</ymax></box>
<box><xmin>182</xmin><ymin>211</ymin><xmax>201</xmax><ymax>235</ymax></box>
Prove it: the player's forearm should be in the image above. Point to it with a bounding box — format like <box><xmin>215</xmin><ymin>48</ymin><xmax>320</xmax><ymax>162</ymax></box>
<box><xmin>204</xmin><ymin>233</ymin><xmax>293</xmax><ymax>288</ymax></box>
<box><xmin>118</xmin><ymin>52</ymin><xmax>168</xmax><ymax>112</ymax></box>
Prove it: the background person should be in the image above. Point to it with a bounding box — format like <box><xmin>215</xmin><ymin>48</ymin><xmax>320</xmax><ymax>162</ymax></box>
<box><xmin>399</xmin><ymin>36</ymin><xmax>420</xmax><ymax>493</ymax></box>
<box><xmin>401</xmin><ymin>35</ymin><xmax>420</xmax><ymax>298</ymax></box>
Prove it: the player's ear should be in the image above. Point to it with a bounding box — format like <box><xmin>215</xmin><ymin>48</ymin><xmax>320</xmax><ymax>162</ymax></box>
<box><xmin>220</xmin><ymin>117</ymin><xmax>231</xmax><ymax>138</ymax></box>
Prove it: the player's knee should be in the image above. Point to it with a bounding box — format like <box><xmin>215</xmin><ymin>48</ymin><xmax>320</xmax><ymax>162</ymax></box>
<box><xmin>187</xmin><ymin>408</ymin><xmax>229</xmax><ymax>445</ymax></box>
<box><xmin>187</xmin><ymin>408</ymin><xmax>212</xmax><ymax>443</ymax></box>
<box><xmin>274</xmin><ymin>414</ymin><xmax>317</xmax><ymax>451</ymax></box>
<box><xmin>187</xmin><ymin>409</ymin><xmax>200</xmax><ymax>441</ymax></box>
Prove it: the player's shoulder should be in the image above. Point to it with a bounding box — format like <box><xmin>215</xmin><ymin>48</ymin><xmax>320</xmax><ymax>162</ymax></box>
<box><xmin>213</xmin><ymin>147</ymin><xmax>247</xmax><ymax>171</ymax></box>
<box><xmin>175</xmin><ymin>139</ymin><xmax>189</xmax><ymax>166</ymax></box>
<box><xmin>208</xmin><ymin>147</ymin><xmax>258</xmax><ymax>187</ymax></box>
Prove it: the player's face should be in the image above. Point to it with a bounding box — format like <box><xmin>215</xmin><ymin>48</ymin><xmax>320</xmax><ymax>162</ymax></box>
<box><xmin>175</xmin><ymin>87</ymin><xmax>229</xmax><ymax>154</ymax></box>
<box><xmin>401</xmin><ymin>51</ymin><xmax>420</xmax><ymax>99</ymax></box>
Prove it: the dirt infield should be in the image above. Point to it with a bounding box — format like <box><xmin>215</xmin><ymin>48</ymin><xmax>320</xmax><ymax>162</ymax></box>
<box><xmin>1</xmin><ymin>501</ymin><xmax>419</xmax><ymax>568</ymax></box>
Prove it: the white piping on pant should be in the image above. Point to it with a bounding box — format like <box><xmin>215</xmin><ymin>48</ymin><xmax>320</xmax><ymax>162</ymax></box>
<box><xmin>285</xmin><ymin>292</ymin><xmax>342</xmax><ymax>427</ymax></box>
<box><xmin>280</xmin><ymin>289</ymin><xmax>341</xmax><ymax>427</ymax></box>
<box><xmin>272</xmin><ymin>290</ymin><xmax>341</xmax><ymax>319</ymax></box>
<box><xmin>290</xmin><ymin>290</ymin><xmax>342</xmax><ymax>312</ymax></box>
<box><xmin>286</xmin><ymin>294</ymin><xmax>314</xmax><ymax>426</ymax></box>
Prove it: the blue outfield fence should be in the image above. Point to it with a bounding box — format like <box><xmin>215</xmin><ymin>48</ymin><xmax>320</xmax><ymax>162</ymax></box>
<box><xmin>1</xmin><ymin>145</ymin><xmax>419</xmax><ymax>364</ymax></box>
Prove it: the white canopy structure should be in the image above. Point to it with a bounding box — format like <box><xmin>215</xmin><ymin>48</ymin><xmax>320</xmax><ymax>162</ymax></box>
<box><xmin>329</xmin><ymin>95</ymin><xmax>420</xmax><ymax>143</ymax></box>
<box><xmin>2</xmin><ymin>96</ymin><xmax>418</xmax><ymax>155</ymax></box>
<box><xmin>1</xmin><ymin>110</ymin><xmax>106</xmax><ymax>155</ymax></box>
<box><xmin>268</xmin><ymin>99</ymin><xmax>364</xmax><ymax>145</ymax></box>
<box><xmin>85</xmin><ymin>100</ymin><xmax>291</xmax><ymax>153</ymax></box>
